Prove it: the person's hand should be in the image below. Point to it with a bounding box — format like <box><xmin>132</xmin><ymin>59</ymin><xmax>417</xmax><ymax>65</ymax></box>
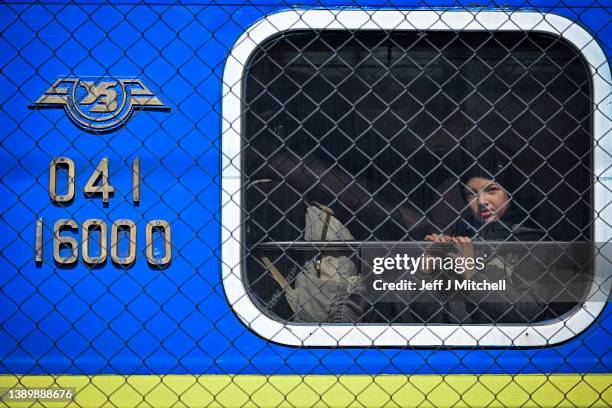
<box><xmin>450</xmin><ymin>236</ymin><xmax>476</xmax><ymax>279</ymax></box>
<box><xmin>424</xmin><ymin>233</ymin><xmax>452</xmax><ymax>243</ymax></box>
<box><xmin>421</xmin><ymin>234</ymin><xmax>452</xmax><ymax>274</ymax></box>
<box><xmin>450</xmin><ymin>236</ymin><xmax>474</xmax><ymax>256</ymax></box>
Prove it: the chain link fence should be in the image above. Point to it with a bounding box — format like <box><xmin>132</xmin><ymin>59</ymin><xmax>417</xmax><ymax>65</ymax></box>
<box><xmin>0</xmin><ymin>1</ymin><xmax>611</xmax><ymax>407</ymax></box>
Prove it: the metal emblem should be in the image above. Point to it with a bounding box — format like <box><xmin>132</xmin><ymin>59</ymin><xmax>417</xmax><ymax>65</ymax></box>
<box><xmin>30</xmin><ymin>78</ymin><xmax>169</xmax><ymax>132</ymax></box>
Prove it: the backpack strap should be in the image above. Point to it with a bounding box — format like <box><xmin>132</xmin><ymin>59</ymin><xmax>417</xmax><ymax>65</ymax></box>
<box><xmin>313</xmin><ymin>202</ymin><xmax>334</xmax><ymax>241</ymax></box>
<box><xmin>261</xmin><ymin>256</ymin><xmax>297</xmax><ymax>313</ymax></box>
<box><xmin>261</xmin><ymin>256</ymin><xmax>293</xmax><ymax>294</ymax></box>
<box><xmin>312</xmin><ymin>202</ymin><xmax>335</xmax><ymax>278</ymax></box>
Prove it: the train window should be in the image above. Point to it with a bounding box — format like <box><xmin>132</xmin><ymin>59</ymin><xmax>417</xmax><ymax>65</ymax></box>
<box><xmin>221</xmin><ymin>10</ymin><xmax>611</xmax><ymax>347</ymax></box>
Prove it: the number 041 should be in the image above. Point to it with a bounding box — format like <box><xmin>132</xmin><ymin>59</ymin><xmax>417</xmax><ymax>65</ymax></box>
<box><xmin>49</xmin><ymin>157</ymin><xmax>140</xmax><ymax>203</ymax></box>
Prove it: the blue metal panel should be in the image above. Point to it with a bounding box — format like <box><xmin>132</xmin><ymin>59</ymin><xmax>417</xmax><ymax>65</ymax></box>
<box><xmin>0</xmin><ymin>1</ymin><xmax>610</xmax><ymax>375</ymax></box>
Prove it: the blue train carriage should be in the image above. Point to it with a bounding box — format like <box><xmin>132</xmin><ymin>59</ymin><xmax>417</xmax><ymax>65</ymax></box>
<box><xmin>0</xmin><ymin>0</ymin><xmax>610</xmax><ymax>407</ymax></box>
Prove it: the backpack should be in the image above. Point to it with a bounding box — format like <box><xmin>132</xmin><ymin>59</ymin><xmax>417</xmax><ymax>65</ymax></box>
<box><xmin>261</xmin><ymin>203</ymin><xmax>364</xmax><ymax>322</ymax></box>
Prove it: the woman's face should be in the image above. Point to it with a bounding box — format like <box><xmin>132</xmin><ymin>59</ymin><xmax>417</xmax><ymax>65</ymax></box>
<box><xmin>465</xmin><ymin>177</ymin><xmax>510</xmax><ymax>224</ymax></box>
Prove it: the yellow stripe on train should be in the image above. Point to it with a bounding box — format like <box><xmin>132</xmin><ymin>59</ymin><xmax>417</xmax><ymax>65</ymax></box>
<box><xmin>1</xmin><ymin>375</ymin><xmax>611</xmax><ymax>407</ymax></box>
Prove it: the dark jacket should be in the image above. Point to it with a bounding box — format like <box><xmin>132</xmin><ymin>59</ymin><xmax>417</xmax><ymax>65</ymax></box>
<box><xmin>446</xmin><ymin>219</ymin><xmax>576</xmax><ymax>324</ymax></box>
<box><xmin>364</xmin><ymin>220</ymin><xmax>574</xmax><ymax>324</ymax></box>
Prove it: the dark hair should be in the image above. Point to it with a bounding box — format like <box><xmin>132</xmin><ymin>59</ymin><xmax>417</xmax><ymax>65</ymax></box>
<box><xmin>459</xmin><ymin>151</ymin><xmax>529</xmax><ymax>227</ymax></box>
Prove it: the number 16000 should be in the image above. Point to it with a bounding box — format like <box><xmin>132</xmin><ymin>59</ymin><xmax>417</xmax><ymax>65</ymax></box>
<box><xmin>35</xmin><ymin>218</ymin><xmax>172</xmax><ymax>267</ymax></box>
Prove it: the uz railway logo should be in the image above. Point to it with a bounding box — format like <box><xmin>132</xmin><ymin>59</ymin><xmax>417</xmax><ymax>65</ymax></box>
<box><xmin>30</xmin><ymin>78</ymin><xmax>169</xmax><ymax>132</ymax></box>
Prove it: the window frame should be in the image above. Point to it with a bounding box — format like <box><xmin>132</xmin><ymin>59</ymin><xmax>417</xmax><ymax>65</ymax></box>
<box><xmin>221</xmin><ymin>9</ymin><xmax>611</xmax><ymax>347</ymax></box>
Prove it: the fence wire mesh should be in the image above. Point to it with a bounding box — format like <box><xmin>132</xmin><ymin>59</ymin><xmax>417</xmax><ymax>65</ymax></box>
<box><xmin>0</xmin><ymin>1</ymin><xmax>611</xmax><ymax>407</ymax></box>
